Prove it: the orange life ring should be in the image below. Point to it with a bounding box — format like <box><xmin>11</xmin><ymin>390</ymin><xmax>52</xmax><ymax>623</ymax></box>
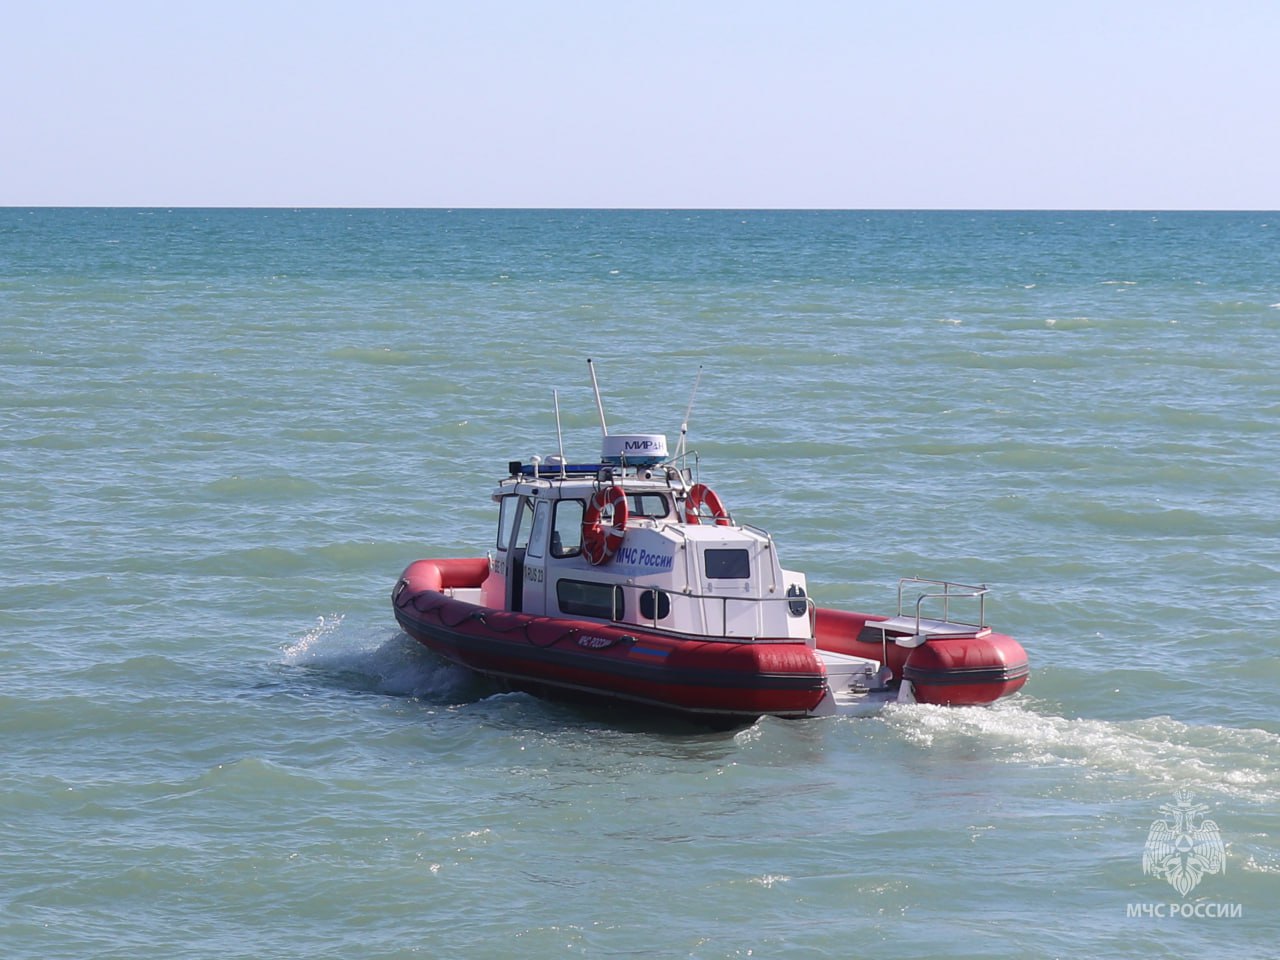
<box><xmin>582</xmin><ymin>485</ymin><xmax>629</xmax><ymax>565</ymax></box>
<box><xmin>684</xmin><ymin>483</ymin><xmax>731</xmax><ymax>526</ymax></box>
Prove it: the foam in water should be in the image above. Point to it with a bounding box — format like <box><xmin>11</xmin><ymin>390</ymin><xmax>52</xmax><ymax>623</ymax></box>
<box><xmin>282</xmin><ymin>614</ymin><xmax>482</xmax><ymax>703</ymax></box>
<box><xmin>879</xmin><ymin>699</ymin><xmax>1280</xmax><ymax>804</ymax></box>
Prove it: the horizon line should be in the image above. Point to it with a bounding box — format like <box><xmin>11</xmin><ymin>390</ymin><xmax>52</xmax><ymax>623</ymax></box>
<box><xmin>3</xmin><ymin>205</ymin><xmax>1278</xmax><ymax>214</ymax></box>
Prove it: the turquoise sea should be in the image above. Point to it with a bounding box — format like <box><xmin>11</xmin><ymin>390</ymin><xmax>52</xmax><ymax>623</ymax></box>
<box><xmin>2</xmin><ymin>209</ymin><xmax>1277</xmax><ymax>958</ymax></box>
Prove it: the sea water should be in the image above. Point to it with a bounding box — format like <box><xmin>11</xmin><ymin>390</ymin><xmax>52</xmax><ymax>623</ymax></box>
<box><xmin>2</xmin><ymin>209</ymin><xmax>1277</xmax><ymax>958</ymax></box>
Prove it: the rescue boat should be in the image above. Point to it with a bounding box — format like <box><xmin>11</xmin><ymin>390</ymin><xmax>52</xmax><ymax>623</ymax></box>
<box><xmin>392</xmin><ymin>371</ymin><xmax>1028</xmax><ymax>723</ymax></box>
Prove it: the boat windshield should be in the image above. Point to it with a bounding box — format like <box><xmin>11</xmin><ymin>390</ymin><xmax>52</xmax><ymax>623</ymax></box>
<box><xmin>627</xmin><ymin>493</ymin><xmax>669</xmax><ymax>518</ymax></box>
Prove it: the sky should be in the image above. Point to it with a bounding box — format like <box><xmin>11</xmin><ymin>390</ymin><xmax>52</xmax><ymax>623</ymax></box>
<box><xmin>3</xmin><ymin>0</ymin><xmax>1278</xmax><ymax>209</ymax></box>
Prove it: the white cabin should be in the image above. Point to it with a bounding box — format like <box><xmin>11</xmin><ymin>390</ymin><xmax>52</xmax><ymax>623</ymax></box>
<box><xmin>477</xmin><ymin>436</ymin><xmax>813</xmax><ymax>642</ymax></box>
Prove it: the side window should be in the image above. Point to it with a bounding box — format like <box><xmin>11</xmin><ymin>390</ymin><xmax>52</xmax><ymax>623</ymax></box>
<box><xmin>639</xmin><ymin>589</ymin><xmax>671</xmax><ymax>621</ymax></box>
<box><xmin>551</xmin><ymin>499</ymin><xmax>585</xmax><ymax>558</ymax></box>
<box><xmin>557</xmin><ymin>580</ymin><xmax>624</xmax><ymax>620</ymax></box>
<box><xmin>527</xmin><ymin>500</ymin><xmax>552</xmax><ymax>560</ymax></box>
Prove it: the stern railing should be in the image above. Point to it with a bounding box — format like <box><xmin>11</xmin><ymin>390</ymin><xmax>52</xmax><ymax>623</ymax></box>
<box><xmin>895</xmin><ymin>577</ymin><xmax>989</xmax><ymax>636</ymax></box>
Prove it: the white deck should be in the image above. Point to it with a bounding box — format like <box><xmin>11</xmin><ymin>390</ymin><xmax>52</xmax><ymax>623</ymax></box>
<box><xmin>810</xmin><ymin>648</ymin><xmax>898</xmax><ymax>717</ymax></box>
<box><xmin>871</xmin><ymin>615</ymin><xmax>990</xmax><ymax>638</ymax></box>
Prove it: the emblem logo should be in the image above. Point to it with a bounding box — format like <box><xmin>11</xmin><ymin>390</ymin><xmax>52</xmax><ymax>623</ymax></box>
<box><xmin>1142</xmin><ymin>790</ymin><xmax>1226</xmax><ymax>896</ymax></box>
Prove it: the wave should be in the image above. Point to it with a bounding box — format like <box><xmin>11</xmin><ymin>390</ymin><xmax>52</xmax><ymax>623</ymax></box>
<box><xmin>281</xmin><ymin>616</ymin><xmax>1280</xmax><ymax>808</ymax></box>
<box><xmin>282</xmin><ymin>614</ymin><xmax>486</xmax><ymax>703</ymax></box>
<box><xmin>878</xmin><ymin>698</ymin><xmax>1280</xmax><ymax>804</ymax></box>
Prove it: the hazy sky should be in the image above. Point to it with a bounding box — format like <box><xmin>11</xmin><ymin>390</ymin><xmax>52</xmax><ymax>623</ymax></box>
<box><xmin>4</xmin><ymin>1</ymin><xmax>1277</xmax><ymax>208</ymax></box>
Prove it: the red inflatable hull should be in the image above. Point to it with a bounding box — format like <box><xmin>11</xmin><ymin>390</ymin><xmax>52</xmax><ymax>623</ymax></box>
<box><xmin>393</xmin><ymin>558</ymin><xmax>1029</xmax><ymax>719</ymax></box>
<box><xmin>815</xmin><ymin>608</ymin><xmax>1030</xmax><ymax>706</ymax></box>
<box><xmin>392</xmin><ymin>558</ymin><xmax>827</xmax><ymax>720</ymax></box>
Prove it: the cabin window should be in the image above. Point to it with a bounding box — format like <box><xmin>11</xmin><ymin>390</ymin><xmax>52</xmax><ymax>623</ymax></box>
<box><xmin>512</xmin><ymin>497</ymin><xmax>534</xmax><ymax>549</ymax></box>
<box><xmin>704</xmin><ymin>548</ymin><xmax>750</xmax><ymax>580</ymax></box>
<box><xmin>496</xmin><ymin>495</ymin><xmax>520</xmax><ymax>551</ymax></box>
<box><xmin>638</xmin><ymin>588</ymin><xmax>671</xmax><ymax>621</ymax></box>
<box><xmin>527</xmin><ymin>500</ymin><xmax>552</xmax><ymax>560</ymax></box>
<box><xmin>551</xmin><ymin>500</ymin><xmax>584</xmax><ymax>558</ymax></box>
<box><xmin>557</xmin><ymin>579</ymin><xmax>624</xmax><ymax>620</ymax></box>
<box><xmin>626</xmin><ymin>493</ymin><xmax>670</xmax><ymax>518</ymax></box>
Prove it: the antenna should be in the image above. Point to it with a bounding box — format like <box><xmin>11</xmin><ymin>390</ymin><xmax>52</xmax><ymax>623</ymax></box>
<box><xmin>587</xmin><ymin>358</ymin><xmax>609</xmax><ymax>437</ymax></box>
<box><xmin>676</xmin><ymin>365</ymin><xmax>702</xmax><ymax>459</ymax></box>
<box><xmin>553</xmin><ymin>389</ymin><xmax>566</xmax><ymax>477</ymax></box>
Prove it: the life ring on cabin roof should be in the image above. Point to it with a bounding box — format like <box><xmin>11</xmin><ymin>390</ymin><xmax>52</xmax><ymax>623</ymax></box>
<box><xmin>684</xmin><ymin>483</ymin><xmax>731</xmax><ymax>526</ymax></box>
<box><xmin>582</xmin><ymin>485</ymin><xmax>629</xmax><ymax>565</ymax></box>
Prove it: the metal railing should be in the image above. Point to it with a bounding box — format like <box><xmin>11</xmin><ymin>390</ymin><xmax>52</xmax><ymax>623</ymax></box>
<box><xmin>623</xmin><ymin>584</ymin><xmax>813</xmax><ymax>641</ymax></box>
<box><xmin>895</xmin><ymin>577</ymin><xmax>989</xmax><ymax>636</ymax></box>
